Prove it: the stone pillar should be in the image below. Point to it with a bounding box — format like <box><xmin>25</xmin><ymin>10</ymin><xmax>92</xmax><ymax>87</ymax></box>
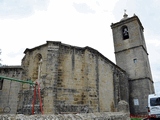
<box><xmin>117</xmin><ymin>100</ymin><xmax>130</xmax><ymax>113</ymax></box>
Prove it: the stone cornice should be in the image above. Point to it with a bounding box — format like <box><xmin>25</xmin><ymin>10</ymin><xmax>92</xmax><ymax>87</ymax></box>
<box><xmin>111</xmin><ymin>15</ymin><xmax>144</xmax><ymax>31</ymax></box>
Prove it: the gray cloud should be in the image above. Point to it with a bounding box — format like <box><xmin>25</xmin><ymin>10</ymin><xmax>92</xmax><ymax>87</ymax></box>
<box><xmin>96</xmin><ymin>1</ymin><xmax>100</xmax><ymax>6</ymax></box>
<box><xmin>73</xmin><ymin>2</ymin><xmax>96</xmax><ymax>14</ymax></box>
<box><xmin>7</xmin><ymin>48</ymin><xmax>25</xmax><ymax>58</ymax></box>
<box><xmin>147</xmin><ymin>43</ymin><xmax>160</xmax><ymax>82</ymax></box>
<box><xmin>0</xmin><ymin>0</ymin><xmax>50</xmax><ymax>19</ymax></box>
<box><xmin>113</xmin><ymin>0</ymin><xmax>160</xmax><ymax>35</ymax></box>
<box><xmin>154</xmin><ymin>81</ymin><xmax>160</xmax><ymax>94</ymax></box>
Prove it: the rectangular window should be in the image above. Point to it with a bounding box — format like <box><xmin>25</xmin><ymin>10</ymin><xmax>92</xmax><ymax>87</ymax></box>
<box><xmin>150</xmin><ymin>97</ymin><xmax>160</xmax><ymax>106</ymax></box>
<box><xmin>133</xmin><ymin>58</ymin><xmax>137</xmax><ymax>63</ymax></box>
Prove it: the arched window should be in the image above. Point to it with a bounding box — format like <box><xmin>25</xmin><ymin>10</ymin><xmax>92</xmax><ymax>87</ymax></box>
<box><xmin>122</xmin><ymin>26</ymin><xmax>129</xmax><ymax>40</ymax></box>
<box><xmin>32</xmin><ymin>54</ymin><xmax>42</xmax><ymax>81</ymax></box>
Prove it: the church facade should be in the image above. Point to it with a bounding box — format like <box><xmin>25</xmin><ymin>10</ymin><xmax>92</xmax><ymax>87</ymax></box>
<box><xmin>0</xmin><ymin>14</ymin><xmax>154</xmax><ymax>115</ymax></box>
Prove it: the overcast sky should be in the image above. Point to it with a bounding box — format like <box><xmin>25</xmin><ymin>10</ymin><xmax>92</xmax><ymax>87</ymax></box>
<box><xmin>0</xmin><ymin>0</ymin><xmax>160</xmax><ymax>93</ymax></box>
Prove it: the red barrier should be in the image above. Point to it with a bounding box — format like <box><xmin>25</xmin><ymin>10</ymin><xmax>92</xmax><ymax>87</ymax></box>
<box><xmin>32</xmin><ymin>82</ymin><xmax>43</xmax><ymax>114</ymax></box>
<box><xmin>130</xmin><ymin>114</ymin><xmax>148</xmax><ymax>119</ymax></box>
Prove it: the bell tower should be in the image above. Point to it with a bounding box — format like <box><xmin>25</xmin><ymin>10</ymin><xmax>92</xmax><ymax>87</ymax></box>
<box><xmin>111</xmin><ymin>13</ymin><xmax>155</xmax><ymax>115</ymax></box>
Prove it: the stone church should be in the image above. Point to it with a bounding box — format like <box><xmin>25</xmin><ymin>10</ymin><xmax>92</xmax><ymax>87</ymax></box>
<box><xmin>0</xmin><ymin>13</ymin><xmax>154</xmax><ymax>115</ymax></box>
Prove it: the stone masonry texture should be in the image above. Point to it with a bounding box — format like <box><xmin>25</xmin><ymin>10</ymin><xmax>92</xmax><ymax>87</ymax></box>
<box><xmin>0</xmin><ymin>66</ymin><xmax>22</xmax><ymax>114</ymax></box>
<box><xmin>111</xmin><ymin>15</ymin><xmax>154</xmax><ymax>115</ymax></box>
<box><xmin>0</xmin><ymin>112</ymin><xmax>130</xmax><ymax>120</ymax></box>
<box><xmin>0</xmin><ymin>41</ymin><xmax>129</xmax><ymax>115</ymax></box>
<box><xmin>0</xmin><ymin>14</ymin><xmax>154</xmax><ymax>116</ymax></box>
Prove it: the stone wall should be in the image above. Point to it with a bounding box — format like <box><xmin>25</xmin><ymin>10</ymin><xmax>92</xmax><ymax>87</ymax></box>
<box><xmin>0</xmin><ymin>66</ymin><xmax>23</xmax><ymax>114</ymax></box>
<box><xmin>55</xmin><ymin>45</ymin><xmax>89</xmax><ymax>113</ymax></box>
<box><xmin>0</xmin><ymin>112</ymin><xmax>130</xmax><ymax>120</ymax></box>
<box><xmin>129</xmin><ymin>79</ymin><xmax>153</xmax><ymax>115</ymax></box>
<box><xmin>0</xmin><ymin>41</ymin><xmax>129</xmax><ymax>115</ymax></box>
<box><xmin>54</xmin><ymin>44</ymin><xmax>129</xmax><ymax>114</ymax></box>
<box><xmin>21</xmin><ymin>42</ymin><xmax>60</xmax><ymax>114</ymax></box>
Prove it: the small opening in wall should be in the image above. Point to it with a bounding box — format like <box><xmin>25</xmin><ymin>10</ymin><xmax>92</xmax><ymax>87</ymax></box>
<box><xmin>32</xmin><ymin>53</ymin><xmax>42</xmax><ymax>81</ymax></box>
<box><xmin>0</xmin><ymin>78</ymin><xmax>4</xmax><ymax>90</ymax></box>
<box><xmin>122</xmin><ymin>26</ymin><xmax>129</xmax><ymax>40</ymax></box>
<box><xmin>133</xmin><ymin>58</ymin><xmax>137</xmax><ymax>63</ymax></box>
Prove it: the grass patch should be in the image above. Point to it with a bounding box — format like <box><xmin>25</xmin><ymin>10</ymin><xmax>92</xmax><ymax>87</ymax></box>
<box><xmin>131</xmin><ymin>118</ymin><xmax>142</xmax><ymax>120</ymax></box>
